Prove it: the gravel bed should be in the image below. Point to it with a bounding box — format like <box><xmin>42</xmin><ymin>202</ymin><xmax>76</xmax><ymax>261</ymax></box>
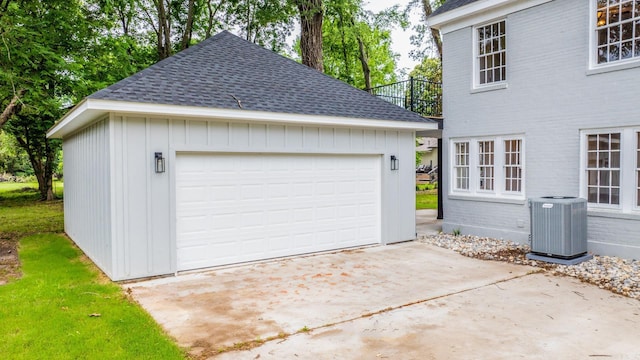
<box><xmin>419</xmin><ymin>234</ymin><xmax>640</xmax><ymax>300</ymax></box>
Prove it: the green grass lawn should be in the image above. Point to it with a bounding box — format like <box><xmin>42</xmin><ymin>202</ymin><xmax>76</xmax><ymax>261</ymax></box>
<box><xmin>0</xmin><ymin>181</ymin><xmax>436</xmax><ymax>358</ymax></box>
<box><xmin>0</xmin><ymin>182</ymin><xmax>64</xmax><ymax>238</ymax></box>
<box><xmin>0</xmin><ymin>182</ymin><xmax>186</xmax><ymax>359</ymax></box>
<box><xmin>416</xmin><ymin>189</ymin><xmax>438</xmax><ymax>210</ymax></box>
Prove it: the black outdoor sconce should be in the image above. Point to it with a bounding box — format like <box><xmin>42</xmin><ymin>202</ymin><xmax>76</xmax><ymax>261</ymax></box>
<box><xmin>390</xmin><ymin>155</ymin><xmax>399</xmax><ymax>171</ymax></box>
<box><xmin>155</xmin><ymin>152</ymin><xmax>165</xmax><ymax>173</ymax></box>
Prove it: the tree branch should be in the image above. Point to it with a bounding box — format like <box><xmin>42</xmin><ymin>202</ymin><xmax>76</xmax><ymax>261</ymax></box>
<box><xmin>421</xmin><ymin>0</ymin><xmax>442</xmax><ymax>60</ymax></box>
<box><xmin>180</xmin><ymin>0</ymin><xmax>196</xmax><ymax>50</ymax></box>
<box><xmin>0</xmin><ymin>89</ymin><xmax>25</xmax><ymax>128</ymax></box>
<box><xmin>357</xmin><ymin>36</ymin><xmax>371</xmax><ymax>90</ymax></box>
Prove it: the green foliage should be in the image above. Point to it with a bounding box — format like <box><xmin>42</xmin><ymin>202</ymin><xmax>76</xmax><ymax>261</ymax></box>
<box><xmin>1</xmin><ymin>0</ymin><xmax>88</xmax><ymax>107</ymax></box>
<box><xmin>408</xmin><ymin>57</ymin><xmax>442</xmax><ymax>116</ymax></box>
<box><xmin>0</xmin><ymin>0</ymin><xmax>93</xmax><ymax>199</ymax></box>
<box><xmin>224</xmin><ymin>0</ymin><xmax>297</xmax><ymax>52</ymax></box>
<box><xmin>322</xmin><ymin>0</ymin><xmax>400</xmax><ymax>89</ymax></box>
<box><xmin>0</xmin><ymin>0</ymin><xmax>413</xmax><ymax>201</ymax></box>
<box><xmin>4</xmin><ymin>110</ymin><xmax>63</xmax><ymax>198</ymax></box>
<box><xmin>0</xmin><ymin>131</ymin><xmax>31</xmax><ymax>176</ymax></box>
<box><xmin>416</xmin><ymin>183</ymin><xmax>437</xmax><ymax>191</ymax></box>
<box><xmin>56</xmin><ymin>150</ymin><xmax>63</xmax><ymax>179</ymax></box>
<box><xmin>76</xmin><ymin>35</ymin><xmax>156</xmax><ymax>98</ymax></box>
<box><xmin>410</xmin><ymin>57</ymin><xmax>442</xmax><ymax>83</ymax></box>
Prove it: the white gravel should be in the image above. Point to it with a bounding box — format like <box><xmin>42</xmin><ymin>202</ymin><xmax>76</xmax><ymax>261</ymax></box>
<box><xmin>419</xmin><ymin>234</ymin><xmax>640</xmax><ymax>300</ymax></box>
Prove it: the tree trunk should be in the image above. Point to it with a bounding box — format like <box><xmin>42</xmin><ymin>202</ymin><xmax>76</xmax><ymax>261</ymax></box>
<box><xmin>15</xmin><ymin>136</ymin><xmax>56</xmax><ymax>201</ymax></box>
<box><xmin>156</xmin><ymin>0</ymin><xmax>172</xmax><ymax>59</ymax></box>
<box><xmin>297</xmin><ymin>0</ymin><xmax>323</xmax><ymax>72</ymax></box>
<box><xmin>337</xmin><ymin>10</ymin><xmax>350</xmax><ymax>79</ymax></box>
<box><xmin>357</xmin><ymin>36</ymin><xmax>371</xmax><ymax>90</ymax></box>
<box><xmin>180</xmin><ymin>0</ymin><xmax>196</xmax><ymax>50</ymax></box>
<box><xmin>33</xmin><ymin>158</ymin><xmax>55</xmax><ymax>201</ymax></box>
<box><xmin>0</xmin><ymin>89</ymin><xmax>25</xmax><ymax>128</ymax></box>
<box><xmin>205</xmin><ymin>0</ymin><xmax>222</xmax><ymax>38</ymax></box>
<box><xmin>421</xmin><ymin>0</ymin><xmax>442</xmax><ymax>60</ymax></box>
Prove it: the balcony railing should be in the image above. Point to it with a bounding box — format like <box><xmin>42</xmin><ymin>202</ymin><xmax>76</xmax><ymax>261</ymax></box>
<box><xmin>366</xmin><ymin>77</ymin><xmax>442</xmax><ymax>117</ymax></box>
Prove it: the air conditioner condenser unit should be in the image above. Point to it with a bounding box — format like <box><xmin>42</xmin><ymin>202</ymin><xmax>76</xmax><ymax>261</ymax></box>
<box><xmin>529</xmin><ymin>196</ymin><xmax>588</xmax><ymax>259</ymax></box>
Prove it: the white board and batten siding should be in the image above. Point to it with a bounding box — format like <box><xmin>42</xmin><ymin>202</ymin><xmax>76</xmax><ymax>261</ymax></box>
<box><xmin>97</xmin><ymin>114</ymin><xmax>416</xmax><ymax>280</ymax></box>
<box><xmin>62</xmin><ymin>117</ymin><xmax>113</xmax><ymax>276</ymax></box>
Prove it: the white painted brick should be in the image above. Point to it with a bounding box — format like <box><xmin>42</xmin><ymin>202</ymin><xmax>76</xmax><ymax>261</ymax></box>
<box><xmin>441</xmin><ymin>0</ymin><xmax>640</xmax><ymax>259</ymax></box>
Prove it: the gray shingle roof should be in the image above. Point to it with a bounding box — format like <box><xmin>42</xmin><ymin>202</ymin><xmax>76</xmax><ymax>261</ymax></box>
<box><xmin>90</xmin><ymin>31</ymin><xmax>432</xmax><ymax>124</ymax></box>
<box><xmin>430</xmin><ymin>0</ymin><xmax>481</xmax><ymax>17</ymax></box>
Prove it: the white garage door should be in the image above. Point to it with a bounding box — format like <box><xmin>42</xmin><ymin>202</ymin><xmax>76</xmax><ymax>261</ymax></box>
<box><xmin>175</xmin><ymin>153</ymin><xmax>381</xmax><ymax>271</ymax></box>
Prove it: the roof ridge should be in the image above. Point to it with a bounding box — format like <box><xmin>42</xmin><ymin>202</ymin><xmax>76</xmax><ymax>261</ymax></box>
<box><xmin>86</xmin><ymin>31</ymin><xmax>435</xmax><ymax>124</ymax></box>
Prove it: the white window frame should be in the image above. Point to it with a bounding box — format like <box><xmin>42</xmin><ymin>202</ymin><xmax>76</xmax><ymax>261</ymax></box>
<box><xmin>588</xmin><ymin>0</ymin><xmax>640</xmax><ymax>72</ymax></box>
<box><xmin>453</xmin><ymin>141</ymin><xmax>470</xmax><ymax>191</ymax></box>
<box><xmin>472</xmin><ymin>19</ymin><xmax>508</xmax><ymax>90</ymax></box>
<box><xmin>504</xmin><ymin>138</ymin><xmax>524</xmax><ymax>193</ymax></box>
<box><xmin>580</xmin><ymin>127</ymin><xmax>640</xmax><ymax>213</ymax></box>
<box><xmin>449</xmin><ymin>135</ymin><xmax>525</xmax><ymax>200</ymax></box>
<box><xmin>478</xmin><ymin>140</ymin><xmax>495</xmax><ymax>192</ymax></box>
<box><xmin>585</xmin><ymin>132</ymin><xmax>621</xmax><ymax>207</ymax></box>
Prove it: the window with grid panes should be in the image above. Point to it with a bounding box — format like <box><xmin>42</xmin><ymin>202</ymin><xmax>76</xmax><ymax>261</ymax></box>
<box><xmin>586</xmin><ymin>133</ymin><xmax>621</xmax><ymax>205</ymax></box>
<box><xmin>595</xmin><ymin>0</ymin><xmax>640</xmax><ymax>64</ymax></box>
<box><xmin>478</xmin><ymin>140</ymin><xmax>494</xmax><ymax>190</ymax></box>
<box><xmin>450</xmin><ymin>136</ymin><xmax>524</xmax><ymax>199</ymax></box>
<box><xmin>454</xmin><ymin>142</ymin><xmax>470</xmax><ymax>190</ymax></box>
<box><xmin>504</xmin><ymin>139</ymin><xmax>522</xmax><ymax>193</ymax></box>
<box><xmin>476</xmin><ymin>20</ymin><xmax>506</xmax><ymax>85</ymax></box>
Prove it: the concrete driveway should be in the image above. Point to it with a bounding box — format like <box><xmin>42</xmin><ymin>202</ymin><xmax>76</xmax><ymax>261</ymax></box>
<box><xmin>127</xmin><ymin>241</ymin><xmax>640</xmax><ymax>359</ymax></box>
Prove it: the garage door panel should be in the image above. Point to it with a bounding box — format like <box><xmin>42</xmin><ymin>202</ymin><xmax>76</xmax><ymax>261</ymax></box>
<box><xmin>240</xmin><ymin>211</ymin><xmax>266</xmax><ymax>226</ymax></box>
<box><xmin>176</xmin><ymin>153</ymin><xmax>381</xmax><ymax>271</ymax></box>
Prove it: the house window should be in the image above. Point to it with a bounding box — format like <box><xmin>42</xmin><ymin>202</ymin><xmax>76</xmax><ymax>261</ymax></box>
<box><xmin>450</xmin><ymin>135</ymin><xmax>524</xmax><ymax>199</ymax></box>
<box><xmin>504</xmin><ymin>139</ymin><xmax>522</xmax><ymax>193</ymax></box>
<box><xmin>454</xmin><ymin>142</ymin><xmax>470</xmax><ymax>190</ymax></box>
<box><xmin>581</xmin><ymin>128</ymin><xmax>640</xmax><ymax>213</ymax></box>
<box><xmin>478</xmin><ymin>140</ymin><xmax>494</xmax><ymax>191</ymax></box>
<box><xmin>476</xmin><ymin>20</ymin><xmax>506</xmax><ymax>85</ymax></box>
<box><xmin>586</xmin><ymin>133</ymin><xmax>621</xmax><ymax>205</ymax></box>
<box><xmin>595</xmin><ymin>0</ymin><xmax>640</xmax><ymax>64</ymax></box>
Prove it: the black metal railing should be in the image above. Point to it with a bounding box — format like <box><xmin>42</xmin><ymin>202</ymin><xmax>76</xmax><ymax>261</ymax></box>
<box><xmin>366</xmin><ymin>77</ymin><xmax>442</xmax><ymax>117</ymax></box>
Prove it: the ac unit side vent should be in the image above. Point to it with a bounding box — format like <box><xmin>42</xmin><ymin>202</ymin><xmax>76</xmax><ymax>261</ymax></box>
<box><xmin>529</xmin><ymin>197</ymin><xmax>587</xmax><ymax>259</ymax></box>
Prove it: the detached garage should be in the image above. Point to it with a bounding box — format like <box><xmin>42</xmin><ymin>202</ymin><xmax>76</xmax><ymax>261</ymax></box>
<box><xmin>47</xmin><ymin>31</ymin><xmax>438</xmax><ymax>281</ymax></box>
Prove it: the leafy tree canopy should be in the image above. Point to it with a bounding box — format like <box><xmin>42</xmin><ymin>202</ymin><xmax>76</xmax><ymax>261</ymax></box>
<box><xmin>0</xmin><ymin>0</ymin><xmax>418</xmax><ymax>199</ymax></box>
<box><xmin>410</xmin><ymin>57</ymin><xmax>441</xmax><ymax>83</ymax></box>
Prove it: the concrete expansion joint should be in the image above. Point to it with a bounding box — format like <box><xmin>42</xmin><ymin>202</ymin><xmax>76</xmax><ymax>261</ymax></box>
<box><xmin>262</xmin><ymin>269</ymin><xmax>547</xmax><ymax>348</ymax></box>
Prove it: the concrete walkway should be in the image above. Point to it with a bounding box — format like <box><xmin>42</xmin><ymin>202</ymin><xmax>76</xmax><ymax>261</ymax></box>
<box><xmin>416</xmin><ymin>209</ymin><xmax>442</xmax><ymax>236</ymax></box>
<box><xmin>127</xmin><ymin>238</ymin><xmax>640</xmax><ymax>359</ymax></box>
